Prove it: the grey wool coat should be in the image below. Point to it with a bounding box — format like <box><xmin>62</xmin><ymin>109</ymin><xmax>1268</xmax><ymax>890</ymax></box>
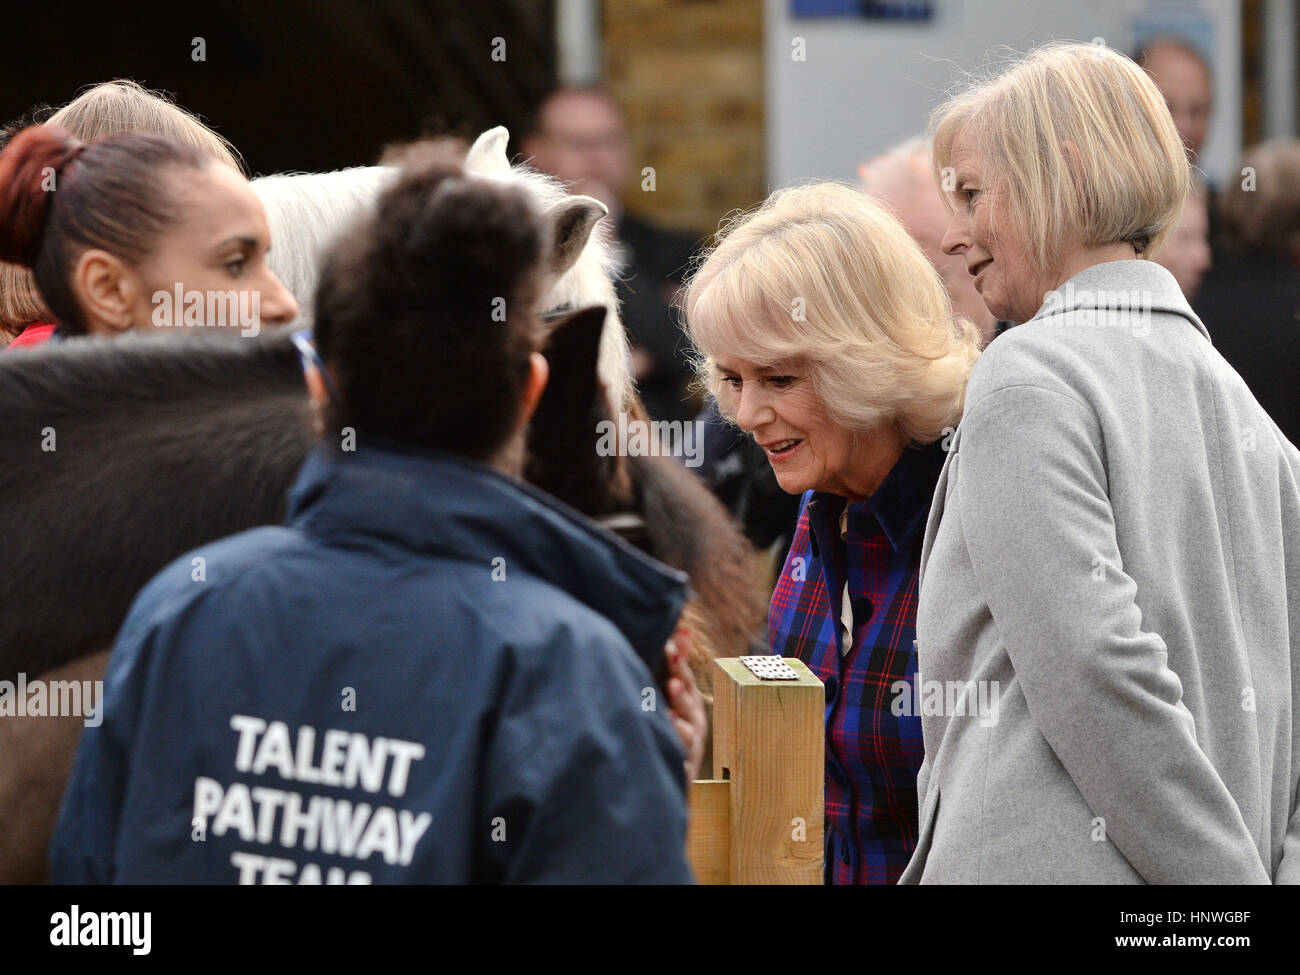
<box><xmin>900</xmin><ymin>260</ymin><xmax>1300</xmax><ymax>884</ymax></box>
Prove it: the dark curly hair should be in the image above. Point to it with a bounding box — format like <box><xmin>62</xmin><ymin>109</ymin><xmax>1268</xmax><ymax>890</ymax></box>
<box><xmin>312</xmin><ymin>143</ymin><xmax>547</xmax><ymax>462</ymax></box>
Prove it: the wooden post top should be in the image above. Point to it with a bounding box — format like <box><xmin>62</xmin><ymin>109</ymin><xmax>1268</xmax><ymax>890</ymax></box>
<box><xmin>714</xmin><ymin>656</ymin><xmax>823</xmax><ymax>689</ymax></box>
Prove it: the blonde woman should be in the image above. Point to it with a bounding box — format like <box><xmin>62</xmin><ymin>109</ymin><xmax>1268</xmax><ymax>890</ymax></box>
<box><xmin>1</xmin><ymin>79</ymin><xmax>242</xmax><ymax>347</ymax></box>
<box><xmin>902</xmin><ymin>43</ymin><xmax>1300</xmax><ymax>884</ymax></box>
<box><xmin>684</xmin><ymin>181</ymin><xmax>981</xmax><ymax>884</ymax></box>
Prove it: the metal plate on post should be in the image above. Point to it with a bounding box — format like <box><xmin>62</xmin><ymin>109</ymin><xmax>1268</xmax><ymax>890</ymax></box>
<box><xmin>739</xmin><ymin>655</ymin><xmax>800</xmax><ymax>681</ymax></box>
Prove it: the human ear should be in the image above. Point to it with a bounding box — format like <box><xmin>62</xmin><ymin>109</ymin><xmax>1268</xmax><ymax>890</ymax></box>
<box><xmin>516</xmin><ymin>351</ymin><xmax>550</xmax><ymax>431</ymax></box>
<box><xmin>72</xmin><ymin>249</ymin><xmax>141</xmax><ymax>334</ymax></box>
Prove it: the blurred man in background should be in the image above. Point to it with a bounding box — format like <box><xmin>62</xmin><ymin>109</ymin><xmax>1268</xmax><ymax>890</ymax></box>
<box><xmin>523</xmin><ymin>86</ymin><xmax>699</xmax><ymax>422</ymax></box>
<box><xmin>1136</xmin><ymin>36</ymin><xmax>1224</xmax><ymax>265</ymax></box>
<box><xmin>1136</xmin><ymin>37</ymin><xmax>1214</xmax><ymax>166</ymax></box>
<box><xmin>859</xmin><ymin>136</ymin><xmax>1000</xmax><ymax>345</ymax></box>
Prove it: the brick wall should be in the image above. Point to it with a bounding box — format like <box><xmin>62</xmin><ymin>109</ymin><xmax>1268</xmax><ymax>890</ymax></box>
<box><xmin>603</xmin><ymin>0</ymin><xmax>765</xmax><ymax>238</ymax></box>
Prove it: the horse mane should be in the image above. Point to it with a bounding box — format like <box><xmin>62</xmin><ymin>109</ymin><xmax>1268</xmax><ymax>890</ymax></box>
<box><xmin>252</xmin><ymin>166</ymin><xmax>399</xmax><ymax>330</ymax></box>
<box><xmin>251</xmin><ymin>133</ymin><xmax>632</xmax><ymax>414</ymax></box>
<box><xmin>0</xmin><ymin>335</ymin><xmax>313</xmax><ymax>680</ymax></box>
<box><xmin>488</xmin><ymin>161</ymin><xmax>633</xmax><ymax>413</ymax></box>
<box><xmin>630</xmin><ymin>455</ymin><xmax>769</xmax><ymax>669</ymax></box>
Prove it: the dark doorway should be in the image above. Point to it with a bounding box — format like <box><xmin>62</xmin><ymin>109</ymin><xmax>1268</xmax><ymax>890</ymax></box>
<box><xmin>2</xmin><ymin>0</ymin><xmax>556</xmax><ymax>175</ymax></box>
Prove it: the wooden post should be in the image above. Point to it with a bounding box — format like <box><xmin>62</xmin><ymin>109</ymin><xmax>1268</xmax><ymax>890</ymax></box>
<box><xmin>686</xmin><ymin>657</ymin><xmax>824</xmax><ymax>884</ymax></box>
<box><xmin>685</xmin><ymin>779</ymin><xmax>730</xmax><ymax>885</ymax></box>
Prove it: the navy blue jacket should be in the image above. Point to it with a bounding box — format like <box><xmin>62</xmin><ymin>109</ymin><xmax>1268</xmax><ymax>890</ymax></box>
<box><xmin>50</xmin><ymin>440</ymin><xmax>693</xmax><ymax>884</ymax></box>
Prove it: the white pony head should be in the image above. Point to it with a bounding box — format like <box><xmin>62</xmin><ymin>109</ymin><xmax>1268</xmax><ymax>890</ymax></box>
<box><xmin>463</xmin><ymin>126</ymin><xmax>631</xmax><ymax>412</ymax></box>
<box><xmin>252</xmin><ymin>126</ymin><xmax>632</xmax><ymax>412</ymax></box>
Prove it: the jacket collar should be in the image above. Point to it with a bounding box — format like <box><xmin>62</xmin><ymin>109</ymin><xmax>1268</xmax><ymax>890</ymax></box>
<box><xmin>286</xmin><ymin>438</ymin><xmax>689</xmax><ymax>670</ymax></box>
<box><xmin>805</xmin><ymin>439</ymin><xmax>946</xmax><ymax>558</ymax></box>
<box><xmin>1027</xmin><ymin>259</ymin><xmax>1211</xmax><ymax>342</ymax></box>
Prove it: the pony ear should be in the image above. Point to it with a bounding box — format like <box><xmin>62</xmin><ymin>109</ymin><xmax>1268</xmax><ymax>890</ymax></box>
<box><xmin>545</xmin><ymin>195</ymin><xmax>608</xmax><ymax>275</ymax></box>
<box><xmin>464</xmin><ymin>126</ymin><xmax>513</xmax><ymax>176</ymax></box>
<box><xmin>525</xmin><ymin>305</ymin><xmax>629</xmax><ymax>515</ymax></box>
<box><xmin>533</xmin><ymin>304</ymin><xmax>606</xmax><ymax>437</ymax></box>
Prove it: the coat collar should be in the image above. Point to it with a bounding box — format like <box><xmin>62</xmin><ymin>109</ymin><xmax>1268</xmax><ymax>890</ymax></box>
<box><xmin>285</xmin><ymin>438</ymin><xmax>689</xmax><ymax>670</ymax></box>
<box><xmin>1026</xmin><ymin>259</ymin><xmax>1211</xmax><ymax>342</ymax></box>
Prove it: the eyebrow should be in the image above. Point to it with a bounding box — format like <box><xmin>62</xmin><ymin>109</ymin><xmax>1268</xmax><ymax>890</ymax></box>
<box><xmin>719</xmin><ymin>363</ymin><xmax>790</xmax><ymax>374</ymax></box>
<box><xmin>212</xmin><ymin>235</ymin><xmax>259</xmax><ymax>253</ymax></box>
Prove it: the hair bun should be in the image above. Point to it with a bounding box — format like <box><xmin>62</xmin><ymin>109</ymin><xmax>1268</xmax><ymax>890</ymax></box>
<box><xmin>0</xmin><ymin>125</ymin><xmax>85</xmax><ymax>268</ymax></box>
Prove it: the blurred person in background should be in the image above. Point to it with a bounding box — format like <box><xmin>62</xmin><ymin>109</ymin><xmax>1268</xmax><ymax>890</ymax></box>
<box><xmin>1195</xmin><ymin>140</ymin><xmax>1300</xmax><ymax>446</ymax></box>
<box><xmin>860</xmin><ymin>137</ymin><xmax>1000</xmax><ymax>346</ymax></box>
<box><xmin>1</xmin><ymin>80</ymin><xmax>245</xmax><ymax>349</ymax></box>
<box><xmin>523</xmin><ymin>86</ymin><xmax>699</xmax><ymax>422</ymax></box>
<box><xmin>1135</xmin><ymin>36</ymin><xmax>1224</xmax><ymax>259</ymax></box>
<box><xmin>1153</xmin><ymin>182</ymin><xmax>1213</xmax><ymax>300</ymax></box>
<box><xmin>1135</xmin><ymin>37</ymin><xmax>1214</xmax><ymax>166</ymax></box>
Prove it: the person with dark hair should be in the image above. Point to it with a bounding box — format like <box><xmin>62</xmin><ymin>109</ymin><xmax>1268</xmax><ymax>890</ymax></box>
<box><xmin>0</xmin><ymin>124</ymin><xmax>295</xmax><ymax>343</ymax></box>
<box><xmin>49</xmin><ymin>145</ymin><xmax>694</xmax><ymax>884</ymax></box>
<box><xmin>1194</xmin><ymin>140</ymin><xmax>1300</xmax><ymax>446</ymax></box>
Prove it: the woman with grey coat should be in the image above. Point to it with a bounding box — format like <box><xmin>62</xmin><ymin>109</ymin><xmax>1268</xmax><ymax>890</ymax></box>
<box><xmin>902</xmin><ymin>42</ymin><xmax>1300</xmax><ymax>884</ymax></box>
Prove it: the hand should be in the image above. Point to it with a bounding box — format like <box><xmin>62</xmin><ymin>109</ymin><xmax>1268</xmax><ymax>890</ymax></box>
<box><xmin>666</xmin><ymin>627</ymin><xmax>708</xmax><ymax>782</ymax></box>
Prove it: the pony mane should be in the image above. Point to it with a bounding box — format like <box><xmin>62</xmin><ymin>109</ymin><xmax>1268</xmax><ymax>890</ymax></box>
<box><xmin>251</xmin><ymin>129</ymin><xmax>633</xmax><ymax>414</ymax></box>
<box><xmin>477</xmin><ymin>160</ymin><xmax>632</xmax><ymax>412</ymax></box>
<box><xmin>252</xmin><ymin>166</ymin><xmax>399</xmax><ymax>328</ymax></box>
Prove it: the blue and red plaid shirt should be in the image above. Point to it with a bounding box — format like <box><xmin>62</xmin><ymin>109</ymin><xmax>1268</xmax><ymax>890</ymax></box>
<box><xmin>768</xmin><ymin>441</ymin><xmax>945</xmax><ymax>884</ymax></box>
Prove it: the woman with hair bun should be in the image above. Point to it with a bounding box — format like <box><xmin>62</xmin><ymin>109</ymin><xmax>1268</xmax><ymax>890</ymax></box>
<box><xmin>1</xmin><ymin>79</ymin><xmax>246</xmax><ymax>346</ymax></box>
<box><xmin>0</xmin><ymin>124</ymin><xmax>296</xmax><ymax>342</ymax></box>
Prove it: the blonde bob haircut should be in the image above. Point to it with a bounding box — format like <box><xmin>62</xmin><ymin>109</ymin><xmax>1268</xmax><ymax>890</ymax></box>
<box><xmin>684</xmin><ymin>180</ymin><xmax>981</xmax><ymax>446</ymax></box>
<box><xmin>931</xmin><ymin>42</ymin><xmax>1190</xmax><ymax>277</ymax></box>
<box><xmin>1</xmin><ymin>80</ymin><xmax>243</xmax><ymax>338</ymax></box>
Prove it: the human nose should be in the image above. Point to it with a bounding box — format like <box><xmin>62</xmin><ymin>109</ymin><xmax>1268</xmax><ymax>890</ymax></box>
<box><xmin>942</xmin><ymin>208</ymin><xmax>970</xmax><ymax>257</ymax></box>
<box><xmin>259</xmin><ymin>271</ymin><xmax>299</xmax><ymax>327</ymax></box>
<box><xmin>733</xmin><ymin>381</ymin><xmax>773</xmax><ymax>432</ymax></box>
